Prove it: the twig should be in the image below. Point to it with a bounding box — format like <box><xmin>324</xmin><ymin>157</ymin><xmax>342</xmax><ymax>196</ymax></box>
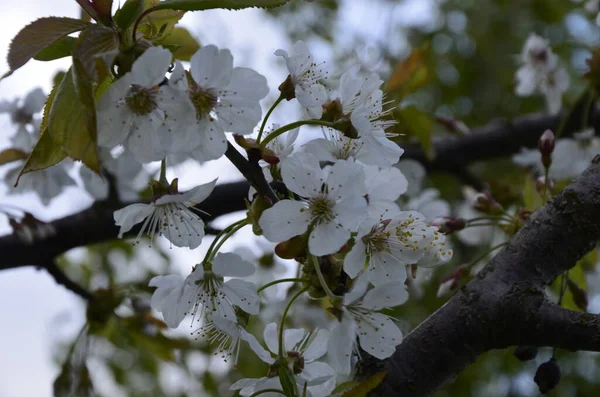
<box><xmin>41</xmin><ymin>260</ymin><xmax>94</xmax><ymax>301</ymax></box>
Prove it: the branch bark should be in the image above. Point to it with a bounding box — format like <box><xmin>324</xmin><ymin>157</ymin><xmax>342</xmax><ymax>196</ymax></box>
<box><xmin>361</xmin><ymin>156</ymin><xmax>600</xmax><ymax>396</ymax></box>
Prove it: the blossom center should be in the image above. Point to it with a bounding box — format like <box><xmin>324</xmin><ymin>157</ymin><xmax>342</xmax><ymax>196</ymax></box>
<box><xmin>189</xmin><ymin>85</ymin><xmax>218</xmax><ymax>119</ymax></box>
<box><xmin>308</xmin><ymin>194</ymin><xmax>335</xmax><ymax>223</ymax></box>
<box><xmin>125</xmin><ymin>84</ymin><xmax>158</xmax><ymax>116</ymax></box>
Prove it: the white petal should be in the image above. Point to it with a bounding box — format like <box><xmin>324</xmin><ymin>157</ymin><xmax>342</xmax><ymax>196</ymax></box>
<box><xmin>357</xmin><ymin>313</ymin><xmax>402</xmax><ymax>360</ymax></box>
<box><xmin>284</xmin><ymin>328</ymin><xmax>307</xmax><ymax>352</ymax></box>
<box><xmin>222</xmin><ymin>278</ymin><xmax>260</xmax><ymax>315</ymax></box>
<box><xmin>344</xmin><ymin>239</ymin><xmax>367</xmax><ymax>279</ymax></box>
<box><xmin>358</xmin><ymin>135</ymin><xmax>403</xmax><ymax>168</ymax></box>
<box><xmin>334</xmin><ymin>195</ymin><xmax>368</xmax><ymax>231</ymax></box>
<box><xmin>225</xmin><ymin>67</ymin><xmax>269</xmax><ymax>101</ymax></box>
<box><xmin>162</xmin><ymin>208</ymin><xmax>206</xmax><ymax>249</ymax></box>
<box><xmin>281</xmin><ymin>152</ymin><xmax>324</xmax><ymax>197</ymax></box>
<box><xmin>303</xmin><ymin>329</ymin><xmax>329</xmax><ymax>361</ymax></box>
<box><xmin>300</xmin><ymin>361</ymin><xmax>335</xmax><ymax>385</ymax></box>
<box><xmin>190</xmin><ymin>46</ymin><xmax>233</xmax><ymax>89</ymax></box>
<box><xmin>158</xmin><ymin>179</ymin><xmax>217</xmax><ymax>206</ymax></box>
<box><xmin>368</xmin><ymin>251</ymin><xmax>411</xmax><ymax>287</ymax></box>
<box><xmin>126</xmin><ymin>119</ymin><xmax>168</xmax><ymax>162</ymax></box>
<box><xmin>326</xmin><ymin>160</ymin><xmax>367</xmax><ymax>200</ymax></box>
<box><xmin>149</xmin><ymin>274</ymin><xmax>189</xmax><ymax>328</ymax></box>
<box><xmin>189</xmin><ymin>120</ymin><xmax>228</xmax><ymax>162</ymax></box>
<box><xmin>515</xmin><ymin>66</ymin><xmax>537</xmax><ymax>96</ymax></box>
<box><xmin>130</xmin><ymin>46</ymin><xmax>172</xmax><ymax>87</ymax></box>
<box><xmin>364</xmin><ymin>166</ymin><xmax>408</xmax><ymax>200</ymax></box>
<box><xmin>213</xmin><ymin>252</ymin><xmax>255</xmax><ymax>277</ymax></box>
<box><xmin>308</xmin><ymin>221</ymin><xmax>350</xmax><ymax>256</ymax></box>
<box><xmin>113</xmin><ymin>203</ymin><xmax>154</xmax><ymax>237</ymax></box>
<box><xmin>259</xmin><ymin>200</ymin><xmax>311</xmax><ymax>242</ymax></box>
<box><xmin>327</xmin><ymin>315</ymin><xmax>356</xmax><ymax>375</ymax></box>
<box><xmin>302</xmin><ymin>138</ymin><xmax>337</xmax><ymax>162</ymax></box>
<box><xmin>240</xmin><ymin>329</ymin><xmax>275</xmax><ymax>364</ymax></box>
<box><xmin>230</xmin><ymin>378</ymin><xmax>262</xmax><ymax>391</ymax></box>
<box><xmin>263</xmin><ymin>322</ymin><xmax>279</xmax><ymax>355</ymax></box>
<box><xmin>296</xmin><ymin>83</ymin><xmax>327</xmax><ymax>111</ymax></box>
<box><xmin>362</xmin><ymin>282</ymin><xmax>409</xmax><ymax>310</ymax></box>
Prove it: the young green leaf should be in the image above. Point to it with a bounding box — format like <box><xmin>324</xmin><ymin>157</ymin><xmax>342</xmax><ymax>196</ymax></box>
<box><xmin>158</xmin><ymin>26</ymin><xmax>200</xmax><ymax>61</ymax></box>
<box><xmin>114</xmin><ymin>0</ymin><xmax>145</xmax><ymax>30</ymax></box>
<box><xmin>73</xmin><ymin>25</ymin><xmax>120</xmax><ymax>81</ymax></box>
<box><xmin>33</xmin><ymin>36</ymin><xmax>77</xmax><ymax>62</ymax></box>
<box><xmin>7</xmin><ymin>17</ymin><xmax>90</xmax><ymax>72</ymax></box>
<box><xmin>341</xmin><ymin>372</ymin><xmax>387</xmax><ymax>397</ymax></box>
<box><xmin>75</xmin><ymin>0</ymin><xmax>114</xmax><ymax>25</ymax></box>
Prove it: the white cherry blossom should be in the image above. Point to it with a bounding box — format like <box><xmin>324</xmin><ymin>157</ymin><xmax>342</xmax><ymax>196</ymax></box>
<box><xmin>231</xmin><ymin>323</ymin><xmax>335</xmax><ymax>397</ymax></box>
<box><xmin>259</xmin><ymin>153</ymin><xmax>367</xmax><ymax>256</ymax></box>
<box><xmin>96</xmin><ymin>46</ymin><xmax>196</xmax><ymax>163</ymax></box>
<box><xmin>113</xmin><ymin>179</ymin><xmax>217</xmax><ymax>248</ymax></box>
<box><xmin>165</xmin><ymin>45</ymin><xmax>269</xmax><ymax>162</ymax></box>
<box><xmin>0</xmin><ymin>87</ymin><xmax>45</xmax><ymax>128</ymax></box>
<box><xmin>515</xmin><ymin>34</ymin><xmax>569</xmax><ymax>113</ymax></box>
<box><xmin>275</xmin><ymin>41</ymin><xmax>328</xmax><ymax>118</ymax></box>
<box><xmin>264</xmin><ymin>124</ymin><xmax>300</xmax><ymax>162</ymax></box>
<box><xmin>149</xmin><ymin>252</ymin><xmax>260</xmax><ymax>328</ymax></box>
<box><xmin>327</xmin><ymin>276</ymin><xmax>407</xmax><ymax>375</ymax></box>
<box><xmin>344</xmin><ymin>211</ymin><xmax>452</xmax><ymax>286</ymax></box>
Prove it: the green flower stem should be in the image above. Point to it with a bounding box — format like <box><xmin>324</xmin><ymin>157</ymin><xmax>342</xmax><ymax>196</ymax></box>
<box><xmin>311</xmin><ymin>254</ymin><xmax>336</xmax><ymax>299</ymax></box>
<box><xmin>257</xmin><ymin>278</ymin><xmax>308</xmax><ymax>294</ymax></box>
<box><xmin>466</xmin><ymin>215</ymin><xmax>509</xmax><ymax>224</ymax></box>
<box><xmin>159</xmin><ymin>159</ymin><xmax>167</xmax><ymax>184</ymax></box>
<box><xmin>260</xmin><ymin>120</ymin><xmax>338</xmax><ymax>148</ymax></box>
<box><xmin>466</xmin><ymin>242</ymin><xmax>508</xmax><ymax>269</ymax></box>
<box><xmin>278</xmin><ymin>287</ymin><xmax>309</xmax><ymax>359</ymax></box>
<box><xmin>203</xmin><ymin>219</ymin><xmax>247</xmax><ymax>264</ymax></box>
<box><xmin>248</xmin><ymin>389</ymin><xmax>288</xmax><ymax>397</ymax></box>
<box><xmin>257</xmin><ymin>95</ymin><xmax>284</xmax><ymax>143</ymax></box>
<box><xmin>207</xmin><ymin>221</ymin><xmax>248</xmax><ymax>262</ymax></box>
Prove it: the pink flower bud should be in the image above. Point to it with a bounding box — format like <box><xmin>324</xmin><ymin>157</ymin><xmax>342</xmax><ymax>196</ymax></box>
<box><xmin>538</xmin><ymin>129</ymin><xmax>555</xmax><ymax>155</ymax></box>
<box><xmin>473</xmin><ymin>192</ymin><xmax>504</xmax><ymax>214</ymax></box>
<box><xmin>436</xmin><ymin>265</ymin><xmax>468</xmax><ymax>298</ymax></box>
<box><xmin>430</xmin><ymin>217</ymin><xmax>466</xmax><ymax>234</ymax></box>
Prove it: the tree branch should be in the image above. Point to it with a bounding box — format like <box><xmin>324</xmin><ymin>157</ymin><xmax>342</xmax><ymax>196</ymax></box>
<box><xmin>225</xmin><ymin>142</ymin><xmax>279</xmax><ymax>203</ymax></box>
<box><xmin>362</xmin><ymin>156</ymin><xmax>600</xmax><ymax>396</ymax></box>
<box><xmin>41</xmin><ymin>260</ymin><xmax>94</xmax><ymax>301</ymax></box>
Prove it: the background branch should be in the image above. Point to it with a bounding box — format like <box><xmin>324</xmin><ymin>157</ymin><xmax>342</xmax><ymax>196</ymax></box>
<box><xmin>41</xmin><ymin>260</ymin><xmax>94</xmax><ymax>301</ymax></box>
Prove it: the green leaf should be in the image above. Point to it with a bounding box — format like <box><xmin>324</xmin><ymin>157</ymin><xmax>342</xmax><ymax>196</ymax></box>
<box><xmin>114</xmin><ymin>0</ymin><xmax>145</xmax><ymax>30</ymax></box>
<box><xmin>393</xmin><ymin>106</ymin><xmax>434</xmax><ymax>159</ymax></box>
<box><xmin>279</xmin><ymin>364</ymin><xmax>297</xmax><ymax>397</ymax></box>
<box><xmin>47</xmin><ymin>63</ymin><xmax>100</xmax><ymax>172</ymax></box>
<box><xmin>17</xmin><ymin>83</ymin><xmax>67</xmax><ymax>182</ymax></box>
<box><xmin>33</xmin><ymin>36</ymin><xmax>76</xmax><ymax>62</ymax></box>
<box><xmin>0</xmin><ymin>149</ymin><xmax>28</xmax><ymax>165</ymax></box>
<box><xmin>341</xmin><ymin>372</ymin><xmax>387</xmax><ymax>397</ymax></box>
<box><xmin>551</xmin><ymin>264</ymin><xmax>587</xmax><ymax>312</ymax></box>
<box><xmin>7</xmin><ymin>17</ymin><xmax>90</xmax><ymax>72</ymax></box>
<box><xmin>332</xmin><ymin>381</ymin><xmax>360</xmax><ymax>395</ymax></box>
<box><xmin>73</xmin><ymin>25</ymin><xmax>120</xmax><ymax>81</ymax></box>
<box><xmin>53</xmin><ymin>360</ymin><xmax>95</xmax><ymax>397</ymax></box>
<box><xmin>152</xmin><ymin>0</ymin><xmax>290</xmax><ymax>11</ymax></box>
<box><xmin>138</xmin><ymin>8</ymin><xmax>185</xmax><ymax>40</ymax></box>
<box><xmin>158</xmin><ymin>26</ymin><xmax>200</xmax><ymax>61</ymax></box>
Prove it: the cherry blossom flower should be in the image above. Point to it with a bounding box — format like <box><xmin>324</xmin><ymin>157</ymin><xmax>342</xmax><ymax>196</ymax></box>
<box><xmin>164</xmin><ymin>45</ymin><xmax>268</xmax><ymax>162</ymax></box>
<box><xmin>344</xmin><ymin>211</ymin><xmax>452</xmax><ymax>285</ymax></box>
<box><xmin>275</xmin><ymin>41</ymin><xmax>328</xmax><ymax>118</ymax></box>
<box><xmin>302</xmin><ymin>128</ymin><xmax>402</xmax><ymax>168</ymax></box>
<box><xmin>0</xmin><ymin>87</ymin><xmax>45</xmax><ymax>128</ymax></box>
<box><xmin>96</xmin><ymin>46</ymin><xmax>196</xmax><ymax>163</ymax></box>
<box><xmin>327</xmin><ymin>276</ymin><xmax>407</xmax><ymax>375</ymax></box>
<box><xmin>264</xmin><ymin>124</ymin><xmax>300</xmax><ymax>162</ymax></box>
<box><xmin>231</xmin><ymin>323</ymin><xmax>336</xmax><ymax>397</ymax></box>
<box><xmin>515</xmin><ymin>34</ymin><xmax>569</xmax><ymax>113</ymax></box>
<box><xmin>259</xmin><ymin>153</ymin><xmax>367</xmax><ymax>256</ymax></box>
<box><xmin>149</xmin><ymin>252</ymin><xmax>260</xmax><ymax>328</ymax></box>
<box><xmin>113</xmin><ymin>179</ymin><xmax>217</xmax><ymax>248</ymax></box>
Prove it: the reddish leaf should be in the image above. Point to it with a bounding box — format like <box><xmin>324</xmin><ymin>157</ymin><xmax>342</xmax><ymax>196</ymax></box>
<box><xmin>7</xmin><ymin>17</ymin><xmax>90</xmax><ymax>71</ymax></box>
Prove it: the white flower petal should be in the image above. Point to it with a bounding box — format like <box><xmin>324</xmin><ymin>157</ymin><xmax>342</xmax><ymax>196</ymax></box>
<box><xmin>281</xmin><ymin>152</ymin><xmax>324</xmax><ymax>197</ymax></box>
<box><xmin>213</xmin><ymin>252</ymin><xmax>255</xmax><ymax>277</ymax></box>
<box><xmin>240</xmin><ymin>328</ymin><xmax>275</xmax><ymax>364</ymax></box>
<box><xmin>362</xmin><ymin>282</ymin><xmax>409</xmax><ymax>310</ymax></box>
<box><xmin>113</xmin><ymin>203</ymin><xmax>154</xmax><ymax>237</ymax></box>
<box><xmin>222</xmin><ymin>278</ymin><xmax>260</xmax><ymax>315</ymax></box>
<box><xmin>357</xmin><ymin>313</ymin><xmax>402</xmax><ymax>360</ymax></box>
<box><xmin>130</xmin><ymin>46</ymin><xmax>172</xmax><ymax>87</ymax></box>
<box><xmin>327</xmin><ymin>315</ymin><xmax>356</xmax><ymax>375</ymax></box>
<box><xmin>302</xmin><ymin>329</ymin><xmax>329</xmax><ymax>361</ymax></box>
<box><xmin>326</xmin><ymin>160</ymin><xmax>367</xmax><ymax>200</ymax></box>
<box><xmin>344</xmin><ymin>239</ymin><xmax>367</xmax><ymax>279</ymax></box>
<box><xmin>259</xmin><ymin>200</ymin><xmax>311</xmax><ymax>243</ymax></box>
<box><xmin>308</xmin><ymin>221</ymin><xmax>350</xmax><ymax>256</ymax></box>
<box><xmin>263</xmin><ymin>322</ymin><xmax>279</xmax><ymax>355</ymax></box>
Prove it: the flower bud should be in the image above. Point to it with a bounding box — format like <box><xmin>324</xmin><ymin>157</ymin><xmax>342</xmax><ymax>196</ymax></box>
<box><xmin>567</xmin><ymin>278</ymin><xmax>588</xmax><ymax>312</ymax></box>
<box><xmin>513</xmin><ymin>345</ymin><xmax>538</xmax><ymax>361</ymax></box>
<box><xmin>321</xmin><ymin>98</ymin><xmax>344</xmax><ymax>122</ymax></box>
<box><xmin>473</xmin><ymin>192</ymin><xmax>504</xmax><ymax>215</ymax></box>
<box><xmin>437</xmin><ymin>265</ymin><xmax>468</xmax><ymax>298</ymax></box>
<box><xmin>275</xmin><ymin>235</ymin><xmax>307</xmax><ymax>259</ymax></box>
<box><xmin>534</xmin><ymin>358</ymin><xmax>561</xmax><ymax>394</ymax></box>
<box><xmin>278</xmin><ymin>74</ymin><xmax>296</xmax><ymax>101</ymax></box>
<box><xmin>430</xmin><ymin>217</ymin><xmax>466</xmax><ymax>234</ymax></box>
<box><xmin>538</xmin><ymin>129</ymin><xmax>555</xmax><ymax>169</ymax></box>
